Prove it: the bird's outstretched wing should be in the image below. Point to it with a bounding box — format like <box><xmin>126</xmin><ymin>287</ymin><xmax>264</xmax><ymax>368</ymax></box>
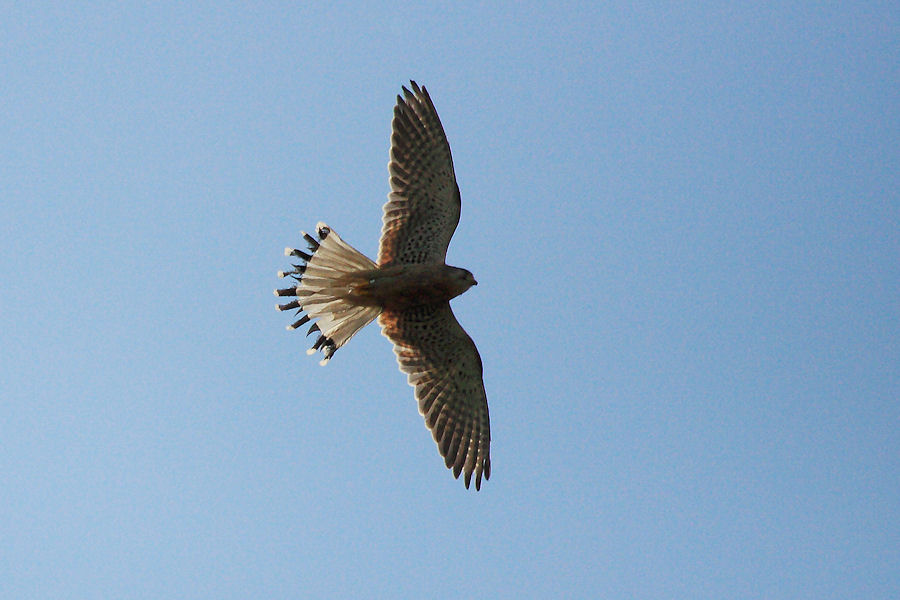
<box><xmin>379</xmin><ymin>303</ymin><xmax>491</xmax><ymax>490</ymax></box>
<box><xmin>379</xmin><ymin>81</ymin><xmax>461</xmax><ymax>266</ymax></box>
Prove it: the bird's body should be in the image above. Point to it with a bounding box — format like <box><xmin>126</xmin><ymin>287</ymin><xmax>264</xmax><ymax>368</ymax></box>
<box><xmin>363</xmin><ymin>263</ymin><xmax>476</xmax><ymax>309</ymax></box>
<box><xmin>275</xmin><ymin>82</ymin><xmax>491</xmax><ymax>490</ymax></box>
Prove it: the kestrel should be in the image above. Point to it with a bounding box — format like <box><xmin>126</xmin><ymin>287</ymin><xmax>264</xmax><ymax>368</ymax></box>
<box><xmin>275</xmin><ymin>82</ymin><xmax>491</xmax><ymax>490</ymax></box>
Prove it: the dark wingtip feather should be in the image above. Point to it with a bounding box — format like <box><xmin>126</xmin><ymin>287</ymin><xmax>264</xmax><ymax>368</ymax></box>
<box><xmin>285</xmin><ymin>248</ymin><xmax>312</xmax><ymax>261</ymax></box>
<box><xmin>276</xmin><ymin>299</ymin><xmax>301</xmax><ymax>311</ymax></box>
<box><xmin>311</xmin><ymin>335</ymin><xmax>327</xmax><ymax>351</ymax></box>
<box><xmin>288</xmin><ymin>314</ymin><xmax>310</xmax><ymax>330</ymax></box>
<box><xmin>302</xmin><ymin>232</ymin><xmax>320</xmax><ymax>250</ymax></box>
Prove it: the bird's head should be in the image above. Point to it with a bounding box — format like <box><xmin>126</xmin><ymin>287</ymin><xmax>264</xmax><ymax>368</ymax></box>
<box><xmin>446</xmin><ymin>266</ymin><xmax>477</xmax><ymax>299</ymax></box>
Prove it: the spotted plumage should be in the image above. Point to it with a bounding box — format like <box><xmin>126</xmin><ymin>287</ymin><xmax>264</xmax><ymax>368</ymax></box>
<box><xmin>276</xmin><ymin>82</ymin><xmax>490</xmax><ymax>490</ymax></box>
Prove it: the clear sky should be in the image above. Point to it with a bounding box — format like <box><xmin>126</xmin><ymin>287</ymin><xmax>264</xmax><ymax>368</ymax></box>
<box><xmin>2</xmin><ymin>2</ymin><xmax>897</xmax><ymax>598</ymax></box>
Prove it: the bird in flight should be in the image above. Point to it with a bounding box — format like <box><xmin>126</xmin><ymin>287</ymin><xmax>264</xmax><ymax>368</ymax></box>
<box><xmin>275</xmin><ymin>81</ymin><xmax>491</xmax><ymax>490</ymax></box>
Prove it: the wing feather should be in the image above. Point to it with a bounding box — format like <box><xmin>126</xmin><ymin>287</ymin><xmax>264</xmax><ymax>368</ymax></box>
<box><xmin>378</xmin><ymin>81</ymin><xmax>461</xmax><ymax>266</ymax></box>
<box><xmin>379</xmin><ymin>303</ymin><xmax>491</xmax><ymax>490</ymax></box>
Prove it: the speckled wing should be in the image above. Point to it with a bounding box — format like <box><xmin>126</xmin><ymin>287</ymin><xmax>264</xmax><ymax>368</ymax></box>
<box><xmin>379</xmin><ymin>303</ymin><xmax>491</xmax><ymax>490</ymax></box>
<box><xmin>378</xmin><ymin>81</ymin><xmax>461</xmax><ymax>266</ymax></box>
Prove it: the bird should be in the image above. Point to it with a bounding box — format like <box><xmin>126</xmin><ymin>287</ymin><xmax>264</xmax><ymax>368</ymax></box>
<box><xmin>275</xmin><ymin>81</ymin><xmax>491</xmax><ymax>490</ymax></box>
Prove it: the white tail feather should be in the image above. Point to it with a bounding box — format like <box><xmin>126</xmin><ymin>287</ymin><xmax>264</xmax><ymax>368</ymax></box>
<box><xmin>288</xmin><ymin>225</ymin><xmax>381</xmax><ymax>362</ymax></box>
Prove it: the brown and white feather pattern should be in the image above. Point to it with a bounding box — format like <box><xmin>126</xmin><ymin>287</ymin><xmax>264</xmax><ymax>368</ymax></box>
<box><xmin>277</xmin><ymin>81</ymin><xmax>491</xmax><ymax>490</ymax></box>
<box><xmin>379</xmin><ymin>82</ymin><xmax>461</xmax><ymax>266</ymax></box>
<box><xmin>276</xmin><ymin>224</ymin><xmax>380</xmax><ymax>366</ymax></box>
<box><xmin>379</xmin><ymin>303</ymin><xmax>491</xmax><ymax>490</ymax></box>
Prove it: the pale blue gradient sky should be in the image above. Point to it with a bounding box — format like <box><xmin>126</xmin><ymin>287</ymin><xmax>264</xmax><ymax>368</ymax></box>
<box><xmin>2</xmin><ymin>3</ymin><xmax>898</xmax><ymax>598</ymax></box>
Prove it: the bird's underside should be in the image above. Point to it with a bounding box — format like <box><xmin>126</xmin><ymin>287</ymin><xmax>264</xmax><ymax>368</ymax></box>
<box><xmin>275</xmin><ymin>82</ymin><xmax>491</xmax><ymax>490</ymax></box>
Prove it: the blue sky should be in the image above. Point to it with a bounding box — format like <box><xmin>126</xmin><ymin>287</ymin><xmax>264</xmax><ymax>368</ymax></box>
<box><xmin>2</xmin><ymin>2</ymin><xmax>897</xmax><ymax>598</ymax></box>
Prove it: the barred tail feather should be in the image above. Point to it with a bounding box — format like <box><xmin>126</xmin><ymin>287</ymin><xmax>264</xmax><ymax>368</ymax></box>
<box><xmin>276</xmin><ymin>223</ymin><xmax>380</xmax><ymax>364</ymax></box>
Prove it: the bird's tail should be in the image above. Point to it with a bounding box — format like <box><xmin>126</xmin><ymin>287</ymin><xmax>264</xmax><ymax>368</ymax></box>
<box><xmin>275</xmin><ymin>223</ymin><xmax>381</xmax><ymax>365</ymax></box>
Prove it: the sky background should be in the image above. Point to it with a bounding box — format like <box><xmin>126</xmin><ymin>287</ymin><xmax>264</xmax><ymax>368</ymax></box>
<box><xmin>1</xmin><ymin>2</ymin><xmax>898</xmax><ymax>598</ymax></box>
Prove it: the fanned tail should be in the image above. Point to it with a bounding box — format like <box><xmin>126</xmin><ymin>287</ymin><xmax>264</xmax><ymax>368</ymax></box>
<box><xmin>275</xmin><ymin>223</ymin><xmax>381</xmax><ymax>365</ymax></box>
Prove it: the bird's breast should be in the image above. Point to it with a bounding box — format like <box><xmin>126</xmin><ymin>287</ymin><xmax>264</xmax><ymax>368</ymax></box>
<box><xmin>363</xmin><ymin>263</ymin><xmax>460</xmax><ymax>310</ymax></box>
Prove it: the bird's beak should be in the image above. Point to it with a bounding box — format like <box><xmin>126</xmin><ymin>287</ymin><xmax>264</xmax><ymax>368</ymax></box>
<box><xmin>472</xmin><ymin>279</ymin><xmax>478</xmax><ymax>286</ymax></box>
